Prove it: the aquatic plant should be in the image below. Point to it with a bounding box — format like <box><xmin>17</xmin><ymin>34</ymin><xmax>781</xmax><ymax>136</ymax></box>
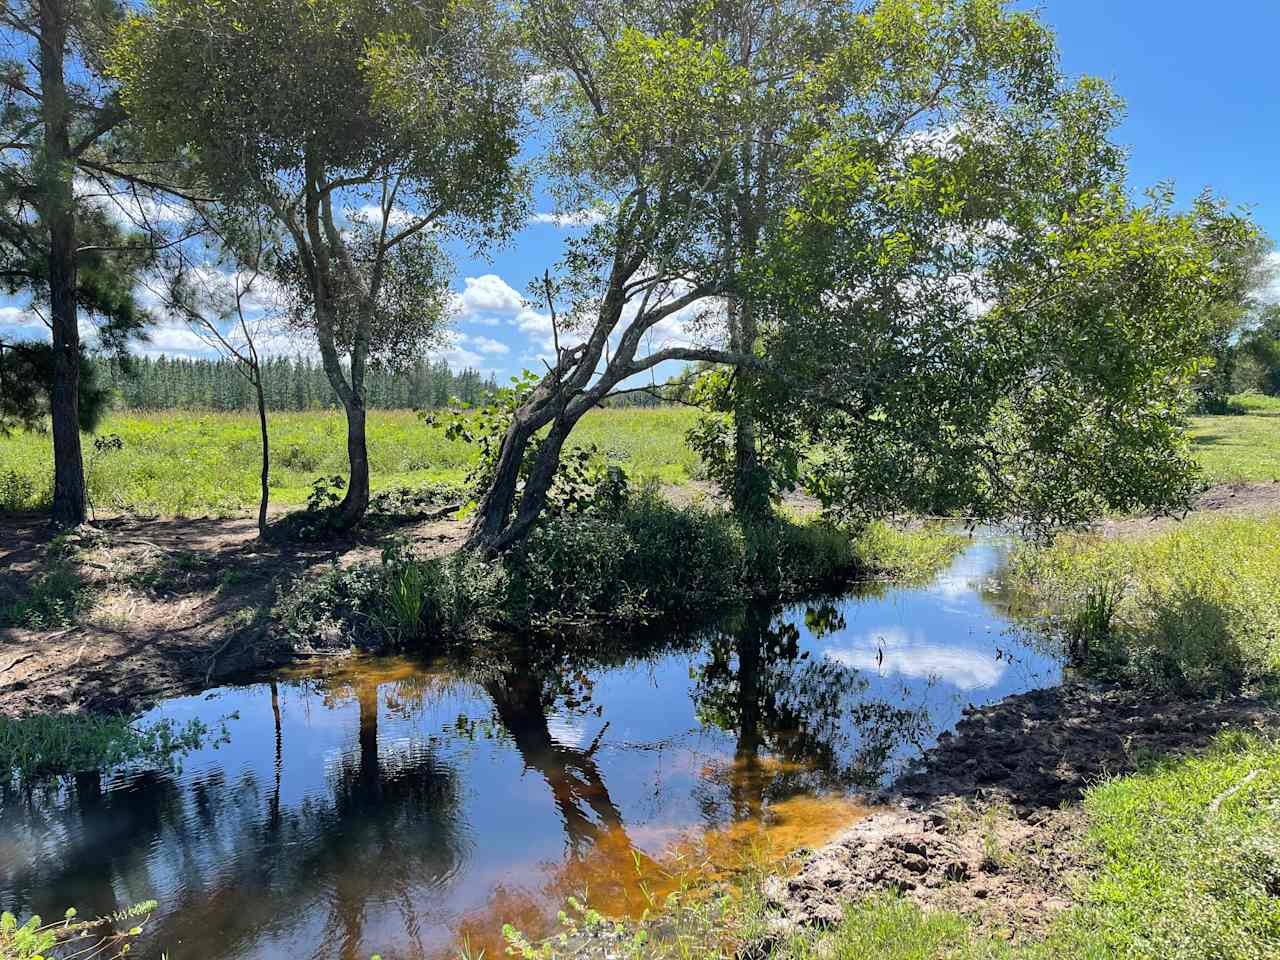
<box><xmin>1</xmin><ymin>901</ymin><xmax>156</xmax><ymax>960</ymax></box>
<box><xmin>1007</xmin><ymin>516</ymin><xmax>1280</xmax><ymax>695</ymax></box>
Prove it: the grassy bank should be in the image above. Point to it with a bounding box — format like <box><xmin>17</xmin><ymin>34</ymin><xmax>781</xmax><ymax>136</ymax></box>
<box><xmin>1005</xmin><ymin>515</ymin><xmax>1280</xmax><ymax>694</ymax></box>
<box><xmin>520</xmin><ymin>731</ymin><xmax>1279</xmax><ymax>960</ymax></box>
<box><xmin>1190</xmin><ymin>393</ymin><xmax>1280</xmax><ymax>483</ymax></box>
<box><xmin>0</xmin><ymin>407</ymin><xmax>703</xmax><ymax>515</ymax></box>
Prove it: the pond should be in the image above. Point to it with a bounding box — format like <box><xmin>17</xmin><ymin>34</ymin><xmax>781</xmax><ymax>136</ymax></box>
<box><xmin>0</xmin><ymin>534</ymin><xmax>1060</xmax><ymax>960</ymax></box>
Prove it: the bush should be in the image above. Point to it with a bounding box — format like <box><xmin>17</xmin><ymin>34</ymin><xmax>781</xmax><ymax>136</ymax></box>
<box><xmin>1007</xmin><ymin>516</ymin><xmax>1280</xmax><ymax>695</ymax></box>
<box><xmin>274</xmin><ymin>491</ymin><xmax>963</xmax><ymax>651</ymax></box>
<box><xmin>0</xmin><ymin>469</ymin><xmax>36</xmax><ymax>512</ymax></box>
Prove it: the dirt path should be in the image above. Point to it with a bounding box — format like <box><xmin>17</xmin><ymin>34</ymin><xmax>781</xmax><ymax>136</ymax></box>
<box><xmin>766</xmin><ymin>683</ymin><xmax>1278</xmax><ymax>941</ymax></box>
<box><xmin>1096</xmin><ymin>480</ymin><xmax>1280</xmax><ymax>538</ymax></box>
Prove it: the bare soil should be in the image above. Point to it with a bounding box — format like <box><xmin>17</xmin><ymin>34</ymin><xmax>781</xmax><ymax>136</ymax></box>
<box><xmin>765</xmin><ymin>683</ymin><xmax>1279</xmax><ymax>941</ymax></box>
<box><xmin>0</xmin><ymin>510</ymin><xmax>464</xmax><ymax>716</ymax></box>
<box><xmin>1096</xmin><ymin>480</ymin><xmax>1280</xmax><ymax>539</ymax></box>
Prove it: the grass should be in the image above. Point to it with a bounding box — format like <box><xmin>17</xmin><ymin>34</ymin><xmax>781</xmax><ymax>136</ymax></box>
<box><xmin>0</xmin><ymin>407</ymin><xmax>703</xmax><ymax>516</ymax></box>
<box><xmin>0</xmin><ymin>394</ymin><xmax>1276</xmax><ymax>515</ymax></box>
<box><xmin>1005</xmin><ymin>514</ymin><xmax>1280</xmax><ymax>694</ymax></box>
<box><xmin>521</xmin><ymin>731</ymin><xmax>1280</xmax><ymax>960</ymax></box>
<box><xmin>1190</xmin><ymin>393</ymin><xmax>1280</xmax><ymax>483</ymax></box>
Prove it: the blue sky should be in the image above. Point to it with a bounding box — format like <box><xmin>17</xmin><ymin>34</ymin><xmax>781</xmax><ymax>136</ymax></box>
<box><xmin>4</xmin><ymin>1</ymin><xmax>1277</xmax><ymax>379</ymax></box>
<box><xmin>445</xmin><ymin>0</ymin><xmax>1280</xmax><ymax>378</ymax></box>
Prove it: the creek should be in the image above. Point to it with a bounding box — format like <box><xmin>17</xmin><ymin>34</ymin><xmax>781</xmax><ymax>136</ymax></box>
<box><xmin>0</xmin><ymin>533</ymin><xmax>1060</xmax><ymax>960</ymax></box>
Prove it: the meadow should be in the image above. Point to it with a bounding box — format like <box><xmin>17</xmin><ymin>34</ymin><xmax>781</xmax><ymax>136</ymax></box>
<box><xmin>1190</xmin><ymin>393</ymin><xmax>1280</xmax><ymax>484</ymax></box>
<box><xmin>0</xmin><ymin>407</ymin><xmax>704</xmax><ymax>515</ymax></box>
<box><xmin>1</xmin><ymin>396</ymin><xmax>1277</xmax><ymax>516</ymax></box>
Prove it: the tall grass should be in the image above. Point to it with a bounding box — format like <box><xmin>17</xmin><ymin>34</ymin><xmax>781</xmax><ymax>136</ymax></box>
<box><xmin>1006</xmin><ymin>516</ymin><xmax>1280</xmax><ymax>694</ymax></box>
<box><xmin>0</xmin><ymin>408</ymin><xmax>703</xmax><ymax>516</ymax></box>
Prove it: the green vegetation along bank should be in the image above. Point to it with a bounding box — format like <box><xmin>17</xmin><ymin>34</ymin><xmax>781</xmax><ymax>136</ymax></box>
<box><xmin>1006</xmin><ymin>513</ymin><xmax>1280</xmax><ymax>696</ymax></box>
<box><xmin>274</xmin><ymin>488</ymin><xmax>965</xmax><ymax>651</ymax></box>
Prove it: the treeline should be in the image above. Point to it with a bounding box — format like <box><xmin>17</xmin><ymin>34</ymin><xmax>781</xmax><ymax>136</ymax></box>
<box><xmin>93</xmin><ymin>355</ymin><xmax>499</xmax><ymax>412</ymax></box>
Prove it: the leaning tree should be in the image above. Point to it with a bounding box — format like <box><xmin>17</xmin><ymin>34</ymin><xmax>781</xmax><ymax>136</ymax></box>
<box><xmin>462</xmin><ymin>0</ymin><xmax>1258</xmax><ymax>555</ymax></box>
<box><xmin>110</xmin><ymin>0</ymin><xmax>526</xmax><ymax>530</ymax></box>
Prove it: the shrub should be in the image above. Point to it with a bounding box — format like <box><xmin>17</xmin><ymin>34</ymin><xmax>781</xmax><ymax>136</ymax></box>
<box><xmin>0</xmin><ymin>469</ymin><xmax>35</xmax><ymax>512</ymax></box>
<box><xmin>274</xmin><ymin>491</ymin><xmax>963</xmax><ymax>651</ymax></box>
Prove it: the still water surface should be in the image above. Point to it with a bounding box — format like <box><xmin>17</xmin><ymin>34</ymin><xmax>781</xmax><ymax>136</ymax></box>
<box><xmin>1</xmin><ymin>536</ymin><xmax>1059</xmax><ymax>960</ymax></box>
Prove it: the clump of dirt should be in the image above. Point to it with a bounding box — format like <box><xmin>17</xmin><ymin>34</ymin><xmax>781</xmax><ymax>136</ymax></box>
<box><xmin>766</xmin><ymin>682</ymin><xmax>1278</xmax><ymax>939</ymax></box>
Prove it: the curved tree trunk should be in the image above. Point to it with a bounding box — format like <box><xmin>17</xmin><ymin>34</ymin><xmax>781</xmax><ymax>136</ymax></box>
<box><xmin>40</xmin><ymin>0</ymin><xmax>85</xmax><ymax>529</ymax></box>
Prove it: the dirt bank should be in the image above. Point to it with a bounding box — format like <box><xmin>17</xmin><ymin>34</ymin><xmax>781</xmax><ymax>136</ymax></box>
<box><xmin>766</xmin><ymin>682</ymin><xmax>1278</xmax><ymax>940</ymax></box>
<box><xmin>0</xmin><ymin>511</ymin><xmax>461</xmax><ymax>716</ymax></box>
<box><xmin>1096</xmin><ymin>479</ymin><xmax>1280</xmax><ymax>538</ymax></box>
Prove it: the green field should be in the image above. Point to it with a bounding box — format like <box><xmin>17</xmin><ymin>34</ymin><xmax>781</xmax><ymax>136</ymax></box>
<box><xmin>0</xmin><ymin>407</ymin><xmax>704</xmax><ymax>515</ymax></box>
<box><xmin>1190</xmin><ymin>393</ymin><xmax>1280</xmax><ymax>483</ymax></box>
<box><xmin>2</xmin><ymin>397</ymin><xmax>1278</xmax><ymax>516</ymax></box>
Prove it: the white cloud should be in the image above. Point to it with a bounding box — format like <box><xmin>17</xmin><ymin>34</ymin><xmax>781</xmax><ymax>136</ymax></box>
<box><xmin>461</xmin><ymin>334</ymin><xmax>510</xmax><ymax>355</ymax></box>
<box><xmin>74</xmin><ymin>176</ymin><xmax>189</xmax><ymax>229</ymax></box>
<box><xmin>136</xmin><ymin>325</ymin><xmax>219</xmax><ymax>356</ymax></box>
<box><xmin>450</xmin><ymin>274</ymin><xmax>526</xmax><ymax>326</ymax></box>
<box><xmin>824</xmin><ymin>627</ymin><xmax>1006</xmax><ymax>691</ymax></box>
<box><xmin>0</xmin><ymin>305</ymin><xmax>41</xmax><ymax>329</ymax></box>
<box><xmin>531</xmin><ymin>208</ymin><xmax>609</xmax><ymax>228</ymax></box>
<box><xmin>354</xmin><ymin>204</ymin><xmax>419</xmax><ymax>230</ymax></box>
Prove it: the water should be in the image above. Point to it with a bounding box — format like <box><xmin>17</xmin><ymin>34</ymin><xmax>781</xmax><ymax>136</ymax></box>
<box><xmin>0</xmin><ymin>535</ymin><xmax>1059</xmax><ymax>960</ymax></box>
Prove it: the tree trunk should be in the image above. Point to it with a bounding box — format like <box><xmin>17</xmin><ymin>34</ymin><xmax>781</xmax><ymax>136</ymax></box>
<box><xmin>464</xmin><ymin>417</ymin><xmax>535</xmax><ymax>553</ymax></box>
<box><xmin>254</xmin><ymin>373</ymin><xmax>269</xmax><ymax>537</ymax></box>
<box><xmin>336</xmin><ymin>398</ymin><xmax>369</xmax><ymax>529</ymax></box>
<box><xmin>465</xmin><ymin>409</ymin><xmax>578</xmax><ymax>557</ymax></box>
<box><xmin>39</xmin><ymin>0</ymin><xmax>85</xmax><ymax>529</ymax></box>
<box><xmin>313</xmin><ymin>311</ymin><xmax>369</xmax><ymax>532</ymax></box>
<box><xmin>730</xmin><ymin>299</ymin><xmax>769</xmax><ymax>521</ymax></box>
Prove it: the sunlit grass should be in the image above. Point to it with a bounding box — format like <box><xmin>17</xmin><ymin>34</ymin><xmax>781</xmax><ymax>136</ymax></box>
<box><xmin>1190</xmin><ymin>392</ymin><xmax>1280</xmax><ymax>483</ymax></box>
<box><xmin>0</xmin><ymin>407</ymin><xmax>703</xmax><ymax>516</ymax></box>
<box><xmin>1006</xmin><ymin>515</ymin><xmax>1280</xmax><ymax>695</ymax></box>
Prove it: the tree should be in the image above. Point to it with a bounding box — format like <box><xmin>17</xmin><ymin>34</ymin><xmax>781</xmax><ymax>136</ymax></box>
<box><xmin>0</xmin><ymin>0</ymin><xmax>177</xmax><ymax>525</ymax></box>
<box><xmin>0</xmin><ymin>339</ymin><xmax>109</xmax><ymax>434</ymax></box>
<box><xmin>110</xmin><ymin>0</ymin><xmax>526</xmax><ymax>530</ymax></box>
<box><xmin>1191</xmin><ymin>236</ymin><xmax>1276</xmax><ymax>413</ymax></box>
<box><xmin>463</xmin><ymin>0</ymin><xmax>1260</xmax><ymax>556</ymax></box>
<box><xmin>154</xmin><ymin>214</ymin><xmax>279</xmax><ymax>536</ymax></box>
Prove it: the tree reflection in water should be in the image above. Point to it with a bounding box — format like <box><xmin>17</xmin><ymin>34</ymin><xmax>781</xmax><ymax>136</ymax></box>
<box><xmin>0</xmin><ymin>600</ymin><xmax>943</xmax><ymax>960</ymax></box>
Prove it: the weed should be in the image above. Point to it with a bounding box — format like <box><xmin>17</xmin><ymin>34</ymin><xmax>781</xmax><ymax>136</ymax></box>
<box><xmin>0</xmin><ymin>469</ymin><xmax>35</xmax><ymax>511</ymax></box>
<box><xmin>1</xmin><ymin>901</ymin><xmax>158</xmax><ymax>960</ymax></box>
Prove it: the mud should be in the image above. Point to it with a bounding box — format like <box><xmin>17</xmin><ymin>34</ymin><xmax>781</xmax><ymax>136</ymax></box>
<box><xmin>766</xmin><ymin>682</ymin><xmax>1278</xmax><ymax>939</ymax></box>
